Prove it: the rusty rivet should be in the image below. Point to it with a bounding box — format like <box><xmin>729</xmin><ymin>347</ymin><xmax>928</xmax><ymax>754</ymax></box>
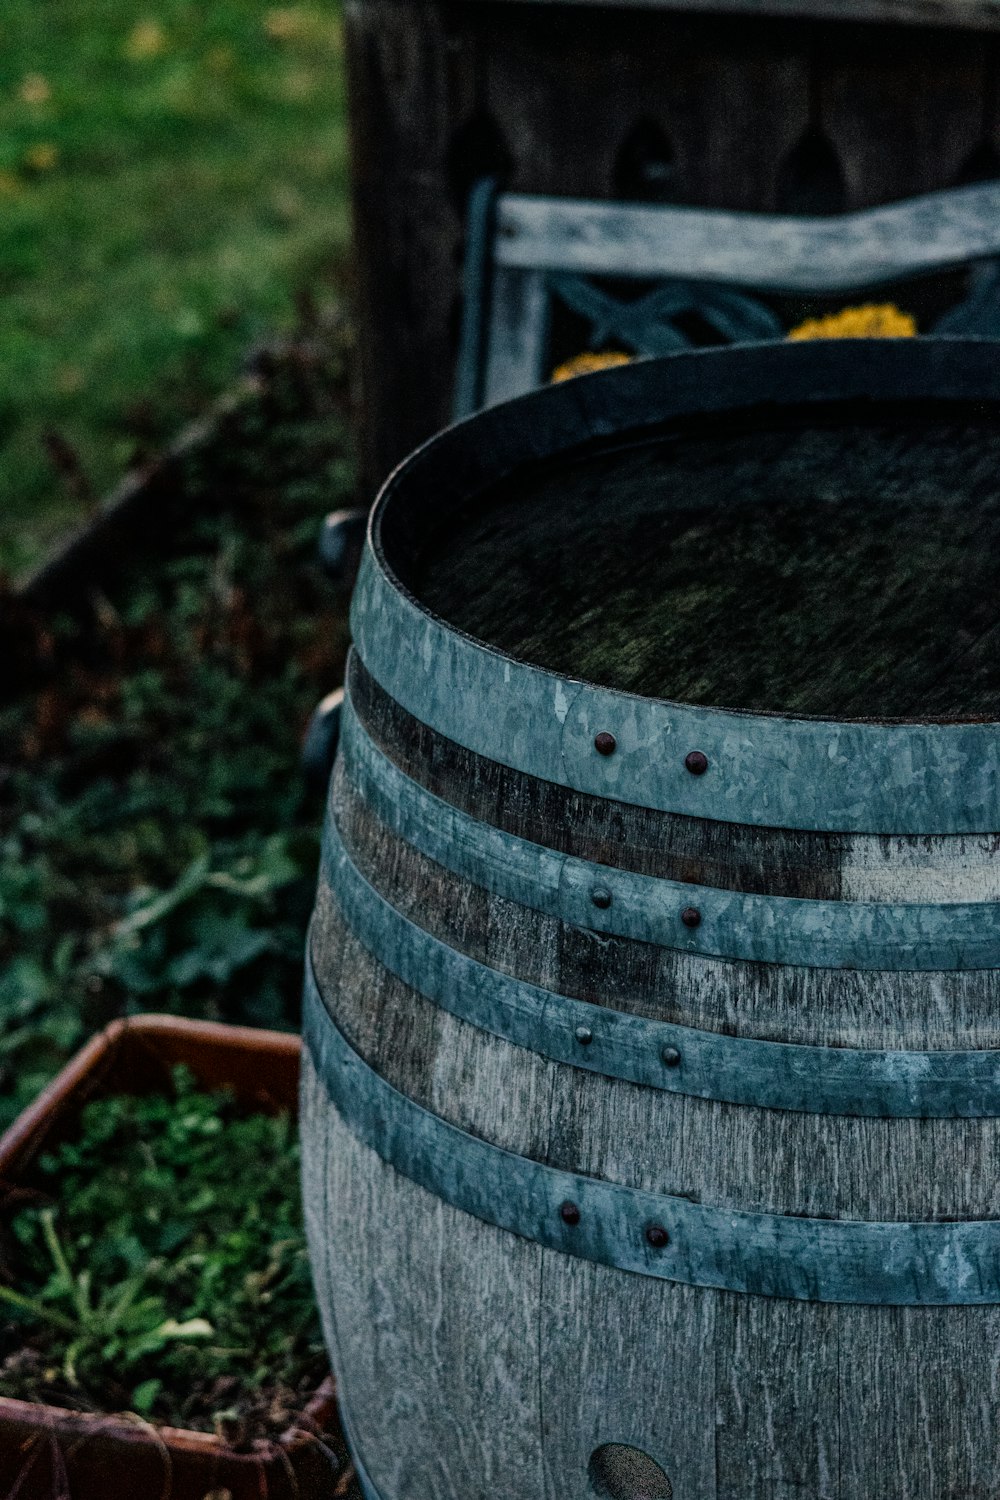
<box><xmin>684</xmin><ymin>749</ymin><xmax>709</xmax><ymax>776</ymax></box>
<box><xmin>681</xmin><ymin>906</ymin><xmax>702</xmax><ymax>929</ymax></box>
<box><xmin>594</xmin><ymin>731</ymin><xmax>617</xmax><ymax>757</ymax></box>
<box><xmin>575</xmin><ymin>1025</ymin><xmax>594</xmax><ymax>1046</ymax></box>
<box><xmin>560</xmin><ymin>1200</ymin><xmax>581</xmax><ymax>1226</ymax></box>
<box><xmin>591</xmin><ymin>886</ymin><xmax>612</xmax><ymax>910</ymax></box>
<box><xmin>661</xmin><ymin>1045</ymin><xmax>682</xmax><ymax>1068</ymax></box>
<box><xmin>645</xmin><ymin>1223</ymin><xmax>670</xmax><ymax>1249</ymax></box>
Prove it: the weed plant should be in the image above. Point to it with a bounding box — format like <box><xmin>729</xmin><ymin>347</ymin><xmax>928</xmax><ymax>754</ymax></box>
<box><xmin>0</xmin><ymin>1066</ymin><xmax>331</xmax><ymax>1437</ymax></box>
<box><xmin>0</xmin><ymin>334</ymin><xmax>353</xmax><ymax>1133</ymax></box>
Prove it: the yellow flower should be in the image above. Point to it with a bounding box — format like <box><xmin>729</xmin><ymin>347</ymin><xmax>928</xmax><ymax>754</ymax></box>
<box><xmin>125</xmin><ymin>20</ymin><xmax>168</xmax><ymax>61</ymax></box>
<box><xmin>787</xmin><ymin>304</ymin><xmax>917</xmax><ymax>341</ymax></box>
<box><xmin>24</xmin><ymin>143</ymin><xmax>58</xmax><ymax>172</ymax></box>
<box><xmin>551</xmin><ymin>350</ymin><xmax>633</xmax><ymax>383</ymax></box>
<box><xmin>19</xmin><ymin>74</ymin><xmax>51</xmax><ymax>105</ymax></box>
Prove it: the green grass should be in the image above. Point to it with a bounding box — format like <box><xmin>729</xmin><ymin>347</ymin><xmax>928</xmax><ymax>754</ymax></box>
<box><xmin>0</xmin><ymin>0</ymin><xmax>349</xmax><ymax>577</ymax></box>
<box><xmin>0</xmin><ymin>1067</ymin><xmax>334</xmax><ymax>1440</ymax></box>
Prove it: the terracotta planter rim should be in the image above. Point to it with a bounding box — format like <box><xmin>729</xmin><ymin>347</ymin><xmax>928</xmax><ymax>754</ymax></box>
<box><xmin>0</xmin><ymin>1013</ymin><xmax>343</xmax><ymax>1499</ymax></box>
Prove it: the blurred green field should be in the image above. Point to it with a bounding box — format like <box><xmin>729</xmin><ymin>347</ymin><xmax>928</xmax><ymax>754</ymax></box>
<box><xmin>0</xmin><ymin>1</ymin><xmax>349</xmax><ymax>577</ymax></box>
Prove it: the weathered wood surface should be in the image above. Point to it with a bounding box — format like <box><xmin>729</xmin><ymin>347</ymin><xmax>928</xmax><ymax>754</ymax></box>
<box><xmin>473</xmin><ymin>176</ymin><xmax>1000</xmax><ymax>409</ymax></box>
<box><xmin>350</xmin><ymin>655</ymin><xmax>1000</xmax><ymax>908</ymax></box>
<box><xmin>346</xmin><ymin>0</ymin><xmax>1000</xmax><ymax>494</ymax></box>
<box><xmin>343</xmin><ymin>662</ymin><xmax>1000</xmax><ymax>1045</ymax></box>
<box><xmin>306</xmin><ymin>862</ymin><xmax>1000</xmax><ymax>1496</ymax></box>
<box><xmin>481</xmin><ymin>267</ymin><xmax>550</xmax><ymax>408</ymax></box>
<box><xmin>323</xmin><ymin>760</ymin><xmax>1000</xmax><ymax>1203</ymax></box>
<box><xmin>301</xmin><ymin>1054</ymin><xmax>547</xmax><ymax>1500</ymax></box>
<box><xmin>493</xmin><ymin>181</ymin><xmax>1000</xmax><ymax>288</ymax></box>
<box><xmin>310</xmin><ymin>732</ymin><xmax>1000</xmax><ymax>1484</ymax></box>
<box><xmin>303</xmin><ymin>347</ymin><xmax>1000</xmax><ymax>1497</ymax></box>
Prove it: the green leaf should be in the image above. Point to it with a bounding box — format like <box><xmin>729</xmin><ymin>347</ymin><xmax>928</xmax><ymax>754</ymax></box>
<box><xmin>130</xmin><ymin>1378</ymin><xmax>162</xmax><ymax>1413</ymax></box>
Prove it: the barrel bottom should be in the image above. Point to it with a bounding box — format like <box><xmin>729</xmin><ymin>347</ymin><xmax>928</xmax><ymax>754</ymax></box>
<box><xmin>302</xmin><ymin>1048</ymin><xmax>1000</xmax><ymax>1500</ymax></box>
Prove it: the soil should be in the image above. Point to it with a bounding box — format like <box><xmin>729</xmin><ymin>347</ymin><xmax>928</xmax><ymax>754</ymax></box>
<box><xmin>0</xmin><ymin>1073</ymin><xmax>333</xmax><ymax>1445</ymax></box>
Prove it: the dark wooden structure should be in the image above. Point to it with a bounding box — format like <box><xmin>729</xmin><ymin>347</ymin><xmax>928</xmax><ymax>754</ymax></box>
<box><xmin>303</xmin><ymin>339</ymin><xmax>1000</xmax><ymax>1500</ymax></box>
<box><xmin>453</xmin><ymin>180</ymin><xmax>1000</xmax><ymax>413</ymax></box>
<box><xmin>345</xmin><ymin>0</ymin><xmax>1000</xmax><ymax>496</ymax></box>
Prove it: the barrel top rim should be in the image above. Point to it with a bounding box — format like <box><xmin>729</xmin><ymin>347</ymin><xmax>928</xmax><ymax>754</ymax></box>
<box><xmin>351</xmin><ymin>340</ymin><xmax>1000</xmax><ymax>834</ymax></box>
<box><xmin>367</xmin><ymin>337</ymin><xmax>1000</xmax><ymax>733</ymax></box>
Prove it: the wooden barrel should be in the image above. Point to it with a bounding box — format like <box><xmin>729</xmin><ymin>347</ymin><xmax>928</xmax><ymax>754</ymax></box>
<box><xmin>302</xmin><ymin>338</ymin><xmax>1000</xmax><ymax>1500</ymax></box>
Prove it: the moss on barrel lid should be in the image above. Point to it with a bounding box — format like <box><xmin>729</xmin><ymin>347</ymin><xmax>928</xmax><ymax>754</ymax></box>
<box><xmin>414</xmin><ymin>414</ymin><xmax>1000</xmax><ymax>720</ymax></box>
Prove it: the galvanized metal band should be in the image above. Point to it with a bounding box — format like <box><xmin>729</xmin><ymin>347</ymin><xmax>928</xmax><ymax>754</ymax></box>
<box><xmin>303</xmin><ymin>957</ymin><xmax>1000</xmax><ymax>1306</ymax></box>
<box><xmin>352</xmin><ymin>550</ymin><xmax>1000</xmax><ymax>840</ymax></box>
<box><xmin>338</xmin><ymin>691</ymin><xmax>1000</xmax><ymax>972</ymax></box>
<box><xmin>352</xmin><ymin>339</ymin><xmax>1000</xmax><ymax>837</ymax></box>
<box><xmin>323</xmin><ymin>813</ymin><xmax>1000</xmax><ymax>1118</ymax></box>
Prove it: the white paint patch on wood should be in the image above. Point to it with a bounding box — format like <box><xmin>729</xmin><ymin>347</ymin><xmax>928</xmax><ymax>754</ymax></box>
<box><xmin>842</xmin><ymin>832</ymin><xmax>1000</xmax><ymax>902</ymax></box>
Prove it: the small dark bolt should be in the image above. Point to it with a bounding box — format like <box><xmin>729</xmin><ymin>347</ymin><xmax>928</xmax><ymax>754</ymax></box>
<box><xmin>685</xmin><ymin>750</ymin><xmax>709</xmax><ymax>776</ymax></box>
<box><xmin>560</xmin><ymin>1200</ymin><xmax>581</xmax><ymax>1226</ymax></box>
<box><xmin>661</xmin><ymin>1045</ymin><xmax>682</xmax><ymax>1068</ymax></box>
<box><xmin>575</xmin><ymin>1025</ymin><xmax>594</xmax><ymax>1046</ymax></box>
<box><xmin>594</xmin><ymin>731</ymin><xmax>617</xmax><ymax>757</ymax></box>
<box><xmin>681</xmin><ymin>906</ymin><xmax>702</xmax><ymax>929</ymax></box>
<box><xmin>645</xmin><ymin>1223</ymin><xmax>670</xmax><ymax>1249</ymax></box>
<box><xmin>591</xmin><ymin>886</ymin><xmax>613</xmax><ymax>910</ymax></box>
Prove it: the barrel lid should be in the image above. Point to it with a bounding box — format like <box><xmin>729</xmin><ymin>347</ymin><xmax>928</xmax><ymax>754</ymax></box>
<box><xmin>352</xmin><ymin>339</ymin><xmax>1000</xmax><ymax>835</ymax></box>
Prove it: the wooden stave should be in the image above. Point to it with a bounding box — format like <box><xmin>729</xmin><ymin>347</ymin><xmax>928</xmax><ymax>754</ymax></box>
<box><xmin>302</xmin><ymin>928</ymin><xmax>1000</xmax><ymax>1500</ymax></box>
<box><xmin>305</xmin><ymin>1089</ymin><xmax>1000</xmax><ymax>1500</ymax></box>
<box><xmin>338</xmin><ymin>662</ymin><xmax>1000</xmax><ymax>1049</ymax></box>
<box><xmin>306</xmin><ymin>695</ymin><xmax>1000</xmax><ymax>1499</ymax></box>
<box><xmin>304</xmin><ymin>674</ymin><xmax>1000</xmax><ymax>1495</ymax></box>
<box><xmin>310</xmin><ymin>843</ymin><xmax>1000</xmax><ymax>1222</ymax></box>
<box><xmin>348</xmin><ymin>650</ymin><xmax>1000</xmax><ymax>905</ymax></box>
<box><xmin>305</xmin><ymin>343</ymin><xmax>1000</xmax><ymax>1497</ymax></box>
<box><xmin>304</xmin><ymin>827</ymin><xmax>1000</xmax><ymax>1496</ymax></box>
<box><xmin>303</xmin><ymin>1065</ymin><xmax>1000</xmax><ymax>1500</ymax></box>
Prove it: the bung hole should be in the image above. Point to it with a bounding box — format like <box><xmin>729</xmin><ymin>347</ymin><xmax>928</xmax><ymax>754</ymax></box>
<box><xmin>589</xmin><ymin>1443</ymin><xmax>672</xmax><ymax>1500</ymax></box>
